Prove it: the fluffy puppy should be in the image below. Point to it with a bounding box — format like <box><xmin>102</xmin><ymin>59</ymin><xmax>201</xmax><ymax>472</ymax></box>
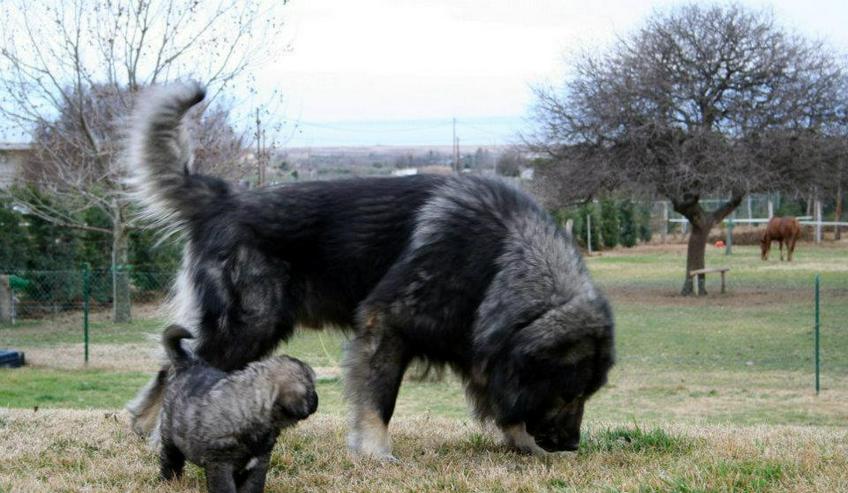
<box><xmin>158</xmin><ymin>325</ymin><xmax>318</xmax><ymax>493</ymax></box>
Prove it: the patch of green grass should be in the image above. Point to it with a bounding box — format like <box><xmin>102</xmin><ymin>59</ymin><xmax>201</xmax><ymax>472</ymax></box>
<box><xmin>581</xmin><ymin>426</ymin><xmax>694</xmax><ymax>455</ymax></box>
<box><xmin>650</xmin><ymin>459</ymin><xmax>790</xmax><ymax>493</ymax></box>
<box><xmin>0</xmin><ymin>317</ymin><xmax>161</xmax><ymax>347</ymax></box>
<box><xmin>0</xmin><ymin>366</ymin><xmax>470</xmax><ymax>418</ymax></box>
<box><xmin>0</xmin><ymin>368</ymin><xmax>151</xmax><ymax>409</ymax></box>
<box><xmin>612</xmin><ymin>300</ymin><xmax>848</xmax><ymax>373</ymax></box>
<box><xmin>277</xmin><ymin>329</ymin><xmax>348</xmax><ymax>368</ymax></box>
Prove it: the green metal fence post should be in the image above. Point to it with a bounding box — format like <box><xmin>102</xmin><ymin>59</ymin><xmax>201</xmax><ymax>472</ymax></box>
<box><xmin>815</xmin><ymin>273</ymin><xmax>820</xmax><ymax>395</ymax></box>
<box><xmin>83</xmin><ymin>264</ymin><xmax>90</xmax><ymax>365</ymax></box>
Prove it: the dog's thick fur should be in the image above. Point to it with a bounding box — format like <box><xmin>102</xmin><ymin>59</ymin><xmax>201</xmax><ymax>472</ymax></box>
<box><xmin>158</xmin><ymin>324</ymin><xmax>317</xmax><ymax>492</ymax></box>
<box><xmin>127</xmin><ymin>82</ymin><xmax>615</xmax><ymax>459</ymax></box>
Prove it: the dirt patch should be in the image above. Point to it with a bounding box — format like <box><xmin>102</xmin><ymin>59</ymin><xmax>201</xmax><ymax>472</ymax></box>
<box><xmin>24</xmin><ymin>343</ymin><xmax>160</xmax><ymax>371</ymax></box>
<box><xmin>604</xmin><ymin>285</ymin><xmax>809</xmax><ymax>307</ymax></box>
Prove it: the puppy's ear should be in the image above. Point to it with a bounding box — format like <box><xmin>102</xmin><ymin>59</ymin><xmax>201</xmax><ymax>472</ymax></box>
<box><xmin>280</xmin><ymin>387</ymin><xmax>318</xmax><ymax>420</ymax></box>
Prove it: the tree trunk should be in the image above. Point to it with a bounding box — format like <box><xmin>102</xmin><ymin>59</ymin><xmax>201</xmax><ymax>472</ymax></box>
<box><xmin>681</xmin><ymin>218</ymin><xmax>712</xmax><ymax>296</ymax></box>
<box><xmin>835</xmin><ymin>170</ymin><xmax>843</xmax><ymax>241</ymax></box>
<box><xmin>673</xmin><ymin>192</ymin><xmax>743</xmax><ymax>296</ymax></box>
<box><xmin>0</xmin><ymin>275</ymin><xmax>12</xmax><ymax>324</ymax></box>
<box><xmin>112</xmin><ymin>206</ymin><xmax>132</xmax><ymax>323</ymax></box>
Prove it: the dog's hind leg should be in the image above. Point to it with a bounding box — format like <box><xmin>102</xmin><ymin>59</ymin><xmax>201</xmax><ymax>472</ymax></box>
<box><xmin>344</xmin><ymin>311</ymin><xmax>409</xmax><ymax>460</ymax></box>
<box><xmin>159</xmin><ymin>440</ymin><xmax>185</xmax><ymax>481</ymax></box>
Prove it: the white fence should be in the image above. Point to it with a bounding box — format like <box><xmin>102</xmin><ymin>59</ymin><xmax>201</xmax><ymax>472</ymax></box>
<box><xmin>667</xmin><ymin>197</ymin><xmax>847</xmax><ymax>244</ymax></box>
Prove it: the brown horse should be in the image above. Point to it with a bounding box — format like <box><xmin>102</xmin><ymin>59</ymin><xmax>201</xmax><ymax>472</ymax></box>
<box><xmin>761</xmin><ymin>216</ymin><xmax>801</xmax><ymax>261</ymax></box>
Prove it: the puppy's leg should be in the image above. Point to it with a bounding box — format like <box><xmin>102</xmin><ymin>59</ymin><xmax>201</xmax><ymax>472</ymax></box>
<box><xmin>205</xmin><ymin>463</ymin><xmax>237</xmax><ymax>493</ymax></box>
<box><xmin>159</xmin><ymin>441</ymin><xmax>185</xmax><ymax>480</ymax></box>
<box><xmin>344</xmin><ymin>313</ymin><xmax>409</xmax><ymax>460</ymax></box>
<box><xmin>235</xmin><ymin>453</ymin><xmax>270</xmax><ymax>493</ymax></box>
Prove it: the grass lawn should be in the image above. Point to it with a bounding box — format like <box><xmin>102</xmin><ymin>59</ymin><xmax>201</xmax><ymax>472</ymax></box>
<box><xmin>1</xmin><ymin>242</ymin><xmax>847</xmax><ymax>491</ymax></box>
<box><xmin>1</xmin><ymin>410</ymin><xmax>846</xmax><ymax>492</ymax></box>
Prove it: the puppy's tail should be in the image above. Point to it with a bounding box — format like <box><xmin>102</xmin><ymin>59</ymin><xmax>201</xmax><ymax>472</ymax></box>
<box><xmin>126</xmin><ymin>81</ymin><xmax>226</xmax><ymax>227</ymax></box>
<box><xmin>162</xmin><ymin>324</ymin><xmax>194</xmax><ymax>367</ymax></box>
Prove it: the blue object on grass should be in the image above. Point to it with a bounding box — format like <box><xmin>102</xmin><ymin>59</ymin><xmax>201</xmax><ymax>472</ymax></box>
<box><xmin>0</xmin><ymin>349</ymin><xmax>25</xmax><ymax>368</ymax></box>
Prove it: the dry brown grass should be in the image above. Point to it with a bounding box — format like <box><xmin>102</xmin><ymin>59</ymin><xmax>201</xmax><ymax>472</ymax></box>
<box><xmin>1</xmin><ymin>409</ymin><xmax>846</xmax><ymax>492</ymax></box>
<box><xmin>24</xmin><ymin>343</ymin><xmax>159</xmax><ymax>371</ymax></box>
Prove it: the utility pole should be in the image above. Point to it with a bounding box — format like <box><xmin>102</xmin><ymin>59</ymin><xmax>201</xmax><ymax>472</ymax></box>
<box><xmin>255</xmin><ymin>108</ymin><xmax>267</xmax><ymax>187</ymax></box>
<box><xmin>455</xmin><ymin>137</ymin><xmax>460</xmax><ymax>173</ymax></box>
<box><xmin>452</xmin><ymin>117</ymin><xmax>457</xmax><ymax>173</ymax></box>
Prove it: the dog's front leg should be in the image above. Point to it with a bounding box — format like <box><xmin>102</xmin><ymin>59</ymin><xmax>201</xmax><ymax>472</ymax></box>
<box><xmin>205</xmin><ymin>463</ymin><xmax>237</xmax><ymax>493</ymax></box>
<box><xmin>159</xmin><ymin>440</ymin><xmax>185</xmax><ymax>480</ymax></box>
<box><xmin>501</xmin><ymin>422</ymin><xmax>549</xmax><ymax>456</ymax></box>
<box><xmin>235</xmin><ymin>453</ymin><xmax>270</xmax><ymax>493</ymax></box>
<box><xmin>344</xmin><ymin>319</ymin><xmax>408</xmax><ymax>461</ymax></box>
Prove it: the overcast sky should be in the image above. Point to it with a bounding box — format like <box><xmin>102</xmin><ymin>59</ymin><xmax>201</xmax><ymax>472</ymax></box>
<box><xmin>265</xmin><ymin>0</ymin><xmax>848</xmax><ymax>147</ymax></box>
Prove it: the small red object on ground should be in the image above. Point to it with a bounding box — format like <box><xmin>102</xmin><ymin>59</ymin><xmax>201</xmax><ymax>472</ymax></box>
<box><xmin>714</xmin><ymin>240</ymin><xmax>725</xmax><ymax>248</ymax></box>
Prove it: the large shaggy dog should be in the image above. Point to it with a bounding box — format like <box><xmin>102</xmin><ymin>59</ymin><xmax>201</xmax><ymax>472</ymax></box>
<box><xmin>127</xmin><ymin>82</ymin><xmax>615</xmax><ymax>459</ymax></box>
<box><xmin>158</xmin><ymin>325</ymin><xmax>317</xmax><ymax>492</ymax></box>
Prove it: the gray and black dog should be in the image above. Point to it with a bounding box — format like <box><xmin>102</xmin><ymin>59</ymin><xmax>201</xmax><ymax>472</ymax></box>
<box><xmin>158</xmin><ymin>324</ymin><xmax>317</xmax><ymax>492</ymax></box>
<box><xmin>127</xmin><ymin>81</ymin><xmax>614</xmax><ymax>460</ymax></box>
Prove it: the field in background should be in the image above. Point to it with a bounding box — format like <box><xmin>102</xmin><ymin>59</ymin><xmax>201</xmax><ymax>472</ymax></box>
<box><xmin>2</xmin><ymin>242</ymin><xmax>847</xmax><ymax>491</ymax></box>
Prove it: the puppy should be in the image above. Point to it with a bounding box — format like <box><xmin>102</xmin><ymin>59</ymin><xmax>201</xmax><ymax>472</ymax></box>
<box><xmin>158</xmin><ymin>325</ymin><xmax>318</xmax><ymax>493</ymax></box>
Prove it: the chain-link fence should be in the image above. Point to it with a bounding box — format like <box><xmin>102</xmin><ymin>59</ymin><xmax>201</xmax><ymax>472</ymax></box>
<box><xmin>0</xmin><ymin>267</ymin><xmax>174</xmax><ymax>338</ymax></box>
<box><xmin>2</xmin><ymin>268</ymin><xmax>174</xmax><ymax>317</ymax></box>
<box><xmin>0</xmin><ymin>268</ymin><xmax>174</xmax><ymax>369</ymax></box>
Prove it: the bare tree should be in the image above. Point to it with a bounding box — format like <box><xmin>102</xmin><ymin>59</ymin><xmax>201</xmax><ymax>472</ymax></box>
<box><xmin>0</xmin><ymin>0</ymin><xmax>287</xmax><ymax>321</ymax></box>
<box><xmin>495</xmin><ymin>148</ymin><xmax>526</xmax><ymax>178</ymax></box>
<box><xmin>527</xmin><ymin>4</ymin><xmax>845</xmax><ymax>295</ymax></box>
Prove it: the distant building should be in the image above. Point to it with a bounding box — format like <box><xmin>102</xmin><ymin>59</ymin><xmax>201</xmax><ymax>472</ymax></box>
<box><xmin>0</xmin><ymin>143</ymin><xmax>32</xmax><ymax>188</ymax></box>
<box><xmin>391</xmin><ymin>167</ymin><xmax>418</xmax><ymax>177</ymax></box>
<box><xmin>417</xmin><ymin>165</ymin><xmax>453</xmax><ymax>175</ymax></box>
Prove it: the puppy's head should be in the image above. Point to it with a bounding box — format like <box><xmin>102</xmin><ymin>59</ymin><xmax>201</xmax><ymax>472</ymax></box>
<box><xmin>266</xmin><ymin>356</ymin><xmax>319</xmax><ymax>424</ymax></box>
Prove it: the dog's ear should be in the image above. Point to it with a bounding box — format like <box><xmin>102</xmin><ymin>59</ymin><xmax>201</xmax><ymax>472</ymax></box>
<box><xmin>485</xmin><ymin>296</ymin><xmax>614</xmax><ymax>424</ymax></box>
<box><xmin>271</xmin><ymin>359</ymin><xmax>319</xmax><ymax>421</ymax></box>
<box><xmin>279</xmin><ymin>386</ymin><xmax>318</xmax><ymax>420</ymax></box>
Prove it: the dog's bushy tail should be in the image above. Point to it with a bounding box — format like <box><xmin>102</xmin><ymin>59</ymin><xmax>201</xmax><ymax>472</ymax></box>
<box><xmin>126</xmin><ymin>81</ymin><xmax>225</xmax><ymax>229</ymax></box>
<box><xmin>162</xmin><ymin>324</ymin><xmax>194</xmax><ymax>367</ymax></box>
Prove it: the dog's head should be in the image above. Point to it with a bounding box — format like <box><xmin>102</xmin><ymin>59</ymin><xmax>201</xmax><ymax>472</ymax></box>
<box><xmin>267</xmin><ymin>356</ymin><xmax>319</xmax><ymax>424</ymax></box>
<box><xmin>488</xmin><ymin>295</ymin><xmax>615</xmax><ymax>453</ymax></box>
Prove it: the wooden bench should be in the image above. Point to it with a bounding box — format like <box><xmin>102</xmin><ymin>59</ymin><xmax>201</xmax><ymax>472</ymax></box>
<box><xmin>688</xmin><ymin>267</ymin><xmax>730</xmax><ymax>295</ymax></box>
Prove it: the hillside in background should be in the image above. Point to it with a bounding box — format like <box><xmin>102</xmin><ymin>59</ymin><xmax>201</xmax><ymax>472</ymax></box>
<box><xmin>270</xmin><ymin>144</ymin><xmax>516</xmax><ymax>181</ymax></box>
